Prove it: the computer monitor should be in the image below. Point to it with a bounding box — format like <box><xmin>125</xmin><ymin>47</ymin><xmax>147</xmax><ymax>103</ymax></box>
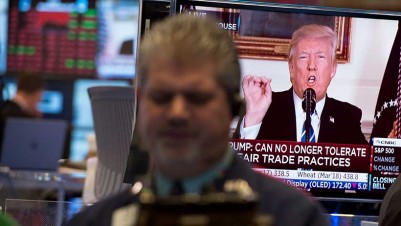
<box><xmin>6</xmin><ymin>0</ymin><xmax>141</xmax><ymax>80</ymax></box>
<box><xmin>2</xmin><ymin>77</ymin><xmax>73</xmax><ymax>121</ymax></box>
<box><xmin>70</xmin><ymin>78</ymin><xmax>131</xmax><ymax>161</ymax></box>
<box><xmin>96</xmin><ymin>0</ymin><xmax>140</xmax><ymax>79</ymax></box>
<box><xmin>176</xmin><ymin>0</ymin><xmax>401</xmax><ymax>202</ymax></box>
<box><xmin>0</xmin><ymin>1</ymin><xmax>8</xmax><ymax>75</ymax></box>
<box><xmin>4</xmin><ymin>0</ymin><xmax>140</xmax><ymax>160</ymax></box>
<box><xmin>6</xmin><ymin>0</ymin><xmax>97</xmax><ymax>78</ymax></box>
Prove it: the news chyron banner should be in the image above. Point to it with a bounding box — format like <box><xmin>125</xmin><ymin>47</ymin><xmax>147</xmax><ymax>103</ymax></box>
<box><xmin>230</xmin><ymin>139</ymin><xmax>401</xmax><ymax>194</ymax></box>
<box><xmin>371</xmin><ymin>138</ymin><xmax>401</xmax><ymax>190</ymax></box>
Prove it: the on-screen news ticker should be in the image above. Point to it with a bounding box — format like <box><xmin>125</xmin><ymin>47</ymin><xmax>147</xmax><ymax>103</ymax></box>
<box><xmin>230</xmin><ymin>138</ymin><xmax>401</xmax><ymax>195</ymax></box>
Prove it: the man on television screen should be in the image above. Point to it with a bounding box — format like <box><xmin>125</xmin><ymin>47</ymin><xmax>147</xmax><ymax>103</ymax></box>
<box><xmin>67</xmin><ymin>15</ymin><xmax>329</xmax><ymax>226</ymax></box>
<box><xmin>233</xmin><ymin>24</ymin><xmax>368</xmax><ymax>145</ymax></box>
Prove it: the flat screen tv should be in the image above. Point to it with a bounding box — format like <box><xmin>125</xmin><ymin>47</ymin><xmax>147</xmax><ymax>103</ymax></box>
<box><xmin>0</xmin><ymin>1</ymin><xmax>8</xmax><ymax>75</ymax></box>
<box><xmin>6</xmin><ymin>0</ymin><xmax>140</xmax><ymax>79</ymax></box>
<box><xmin>96</xmin><ymin>0</ymin><xmax>140</xmax><ymax>79</ymax></box>
<box><xmin>7</xmin><ymin>0</ymin><xmax>97</xmax><ymax>78</ymax></box>
<box><xmin>176</xmin><ymin>0</ymin><xmax>401</xmax><ymax>202</ymax></box>
<box><xmin>70</xmin><ymin>78</ymin><xmax>131</xmax><ymax>161</ymax></box>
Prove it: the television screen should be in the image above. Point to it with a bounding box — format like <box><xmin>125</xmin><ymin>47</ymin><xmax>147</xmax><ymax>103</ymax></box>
<box><xmin>0</xmin><ymin>1</ymin><xmax>8</xmax><ymax>75</ymax></box>
<box><xmin>70</xmin><ymin>79</ymin><xmax>130</xmax><ymax>161</ymax></box>
<box><xmin>177</xmin><ymin>0</ymin><xmax>401</xmax><ymax>201</ymax></box>
<box><xmin>7</xmin><ymin>0</ymin><xmax>97</xmax><ymax>78</ymax></box>
<box><xmin>2</xmin><ymin>78</ymin><xmax>72</xmax><ymax>120</ymax></box>
<box><xmin>6</xmin><ymin>0</ymin><xmax>140</xmax><ymax>79</ymax></box>
<box><xmin>96</xmin><ymin>0</ymin><xmax>140</xmax><ymax>79</ymax></box>
<box><xmin>4</xmin><ymin>0</ymin><xmax>140</xmax><ymax>161</ymax></box>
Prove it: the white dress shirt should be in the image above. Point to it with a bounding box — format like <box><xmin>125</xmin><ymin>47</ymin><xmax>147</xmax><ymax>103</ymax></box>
<box><xmin>240</xmin><ymin>90</ymin><xmax>325</xmax><ymax>142</ymax></box>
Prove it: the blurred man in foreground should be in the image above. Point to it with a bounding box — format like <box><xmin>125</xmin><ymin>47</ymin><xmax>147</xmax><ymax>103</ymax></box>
<box><xmin>67</xmin><ymin>15</ymin><xmax>329</xmax><ymax>226</ymax></box>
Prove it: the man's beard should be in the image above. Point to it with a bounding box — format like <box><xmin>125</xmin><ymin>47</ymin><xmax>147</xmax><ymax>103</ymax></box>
<box><xmin>153</xmin><ymin>140</ymin><xmax>201</xmax><ymax>176</ymax></box>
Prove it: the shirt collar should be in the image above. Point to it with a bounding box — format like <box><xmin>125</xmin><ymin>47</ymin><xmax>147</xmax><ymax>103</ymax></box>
<box><xmin>293</xmin><ymin>89</ymin><xmax>325</xmax><ymax>118</ymax></box>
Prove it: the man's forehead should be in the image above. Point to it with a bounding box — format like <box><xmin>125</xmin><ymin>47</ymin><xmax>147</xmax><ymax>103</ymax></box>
<box><xmin>296</xmin><ymin>39</ymin><xmax>331</xmax><ymax>52</ymax></box>
<box><xmin>145</xmin><ymin>64</ymin><xmax>219</xmax><ymax>88</ymax></box>
<box><xmin>149</xmin><ymin>59</ymin><xmax>216</xmax><ymax>75</ymax></box>
<box><xmin>150</xmin><ymin>58</ymin><xmax>215</xmax><ymax>71</ymax></box>
<box><xmin>298</xmin><ymin>49</ymin><xmax>329</xmax><ymax>54</ymax></box>
<box><xmin>297</xmin><ymin>38</ymin><xmax>330</xmax><ymax>47</ymax></box>
<box><xmin>147</xmin><ymin>76</ymin><xmax>215</xmax><ymax>89</ymax></box>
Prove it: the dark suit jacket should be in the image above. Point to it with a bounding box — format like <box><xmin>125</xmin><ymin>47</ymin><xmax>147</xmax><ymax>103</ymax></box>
<box><xmin>234</xmin><ymin>88</ymin><xmax>368</xmax><ymax>144</ymax></box>
<box><xmin>67</xmin><ymin>155</ymin><xmax>329</xmax><ymax>226</ymax></box>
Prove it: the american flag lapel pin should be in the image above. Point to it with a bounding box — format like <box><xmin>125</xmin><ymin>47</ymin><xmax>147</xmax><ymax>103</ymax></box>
<box><xmin>329</xmin><ymin>116</ymin><xmax>335</xmax><ymax>123</ymax></box>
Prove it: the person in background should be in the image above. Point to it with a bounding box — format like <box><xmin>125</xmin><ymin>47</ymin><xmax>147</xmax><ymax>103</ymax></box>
<box><xmin>0</xmin><ymin>74</ymin><xmax>44</xmax><ymax>155</ymax></box>
<box><xmin>0</xmin><ymin>74</ymin><xmax>43</xmax><ymax>119</ymax></box>
<box><xmin>67</xmin><ymin>14</ymin><xmax>329</xmax><ymax>226</ymax></box>
<box><xmin>233</xmin><ymin>24</ymin><xmax>367</xmax><ymax>145</ymax></box>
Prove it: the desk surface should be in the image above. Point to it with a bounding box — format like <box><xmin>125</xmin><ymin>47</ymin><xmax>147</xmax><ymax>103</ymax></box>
<box><xmin>0</xmin><ymin>166</ymin><xmax>85</xmax><ymax>192</ymax></box>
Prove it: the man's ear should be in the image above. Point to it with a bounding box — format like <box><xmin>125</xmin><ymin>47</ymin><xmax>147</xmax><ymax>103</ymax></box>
<box><xmin>331</xmin><ymin>61</ymin><xmax>337</xmax><ymax>78</ymax></box>
<box><xmin>288</xmin><ymin>61</ymin><xmax>295</xmax><ymax>82</ymax></box>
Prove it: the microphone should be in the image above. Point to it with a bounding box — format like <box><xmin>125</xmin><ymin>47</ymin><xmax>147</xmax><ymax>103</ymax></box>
<box><xmin>302</xmin><ymin>88</ymin><xmax>316</xmax><ymax>114</ymax></box>
<box><xmin>302</xmin><ymin>88</ymin><xmax>316</xmax><ymax>142</ymax></box>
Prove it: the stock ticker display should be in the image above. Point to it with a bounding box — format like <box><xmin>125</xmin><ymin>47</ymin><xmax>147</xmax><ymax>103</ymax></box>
<box><xmin>230</xmin><ymin>138</ymin><xmax>401</xmax><ymax>199</ymax></box>
<box><xmin>7</xmin><ymin>0</ymin><xmax>97</xmax><ymax>77</ymax></box>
